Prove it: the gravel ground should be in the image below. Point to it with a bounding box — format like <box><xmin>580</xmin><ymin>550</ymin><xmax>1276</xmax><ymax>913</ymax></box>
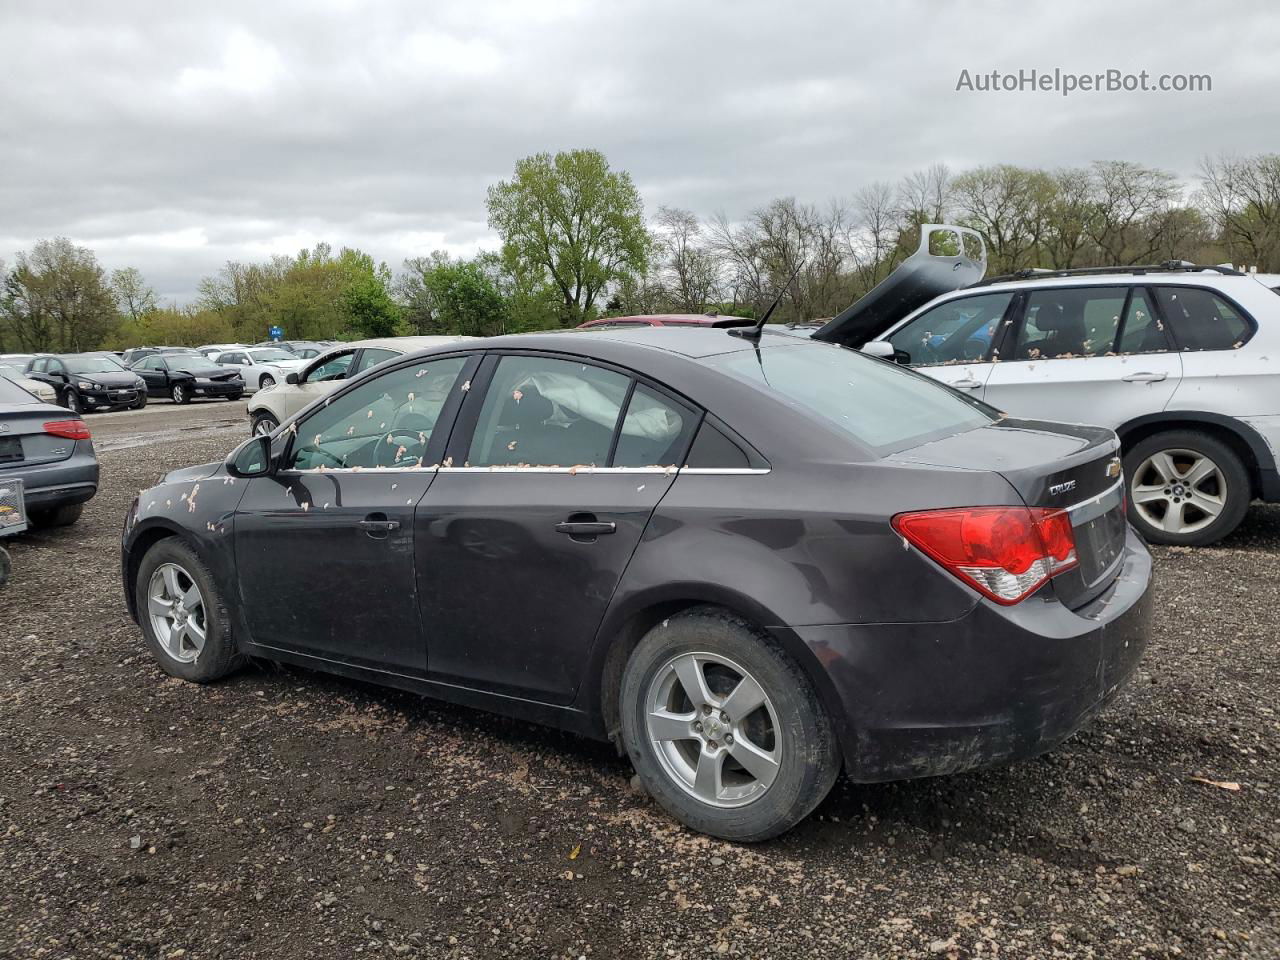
<box><xmin>1</xmin><ymin>401</ymin><xmax>1277</xmax><ymax>960</ymax></box>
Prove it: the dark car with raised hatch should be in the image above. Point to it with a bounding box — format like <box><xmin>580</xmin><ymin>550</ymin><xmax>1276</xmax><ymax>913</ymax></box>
<box><xmin>130</xmin><ymin>350</ymin><xmax>245</xmax><ymax>405</ymax></box>
<box><xmin>122</xmin><ymin>307</ymin><xmax>1152</xmax><ymax>839</ymax></box>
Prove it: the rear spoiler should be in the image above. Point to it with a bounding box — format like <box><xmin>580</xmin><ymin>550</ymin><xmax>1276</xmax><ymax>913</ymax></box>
<box><xmin>811</xmin><ymin>224</ymin><xmax>987</xmax><ymax>348</ymax></box>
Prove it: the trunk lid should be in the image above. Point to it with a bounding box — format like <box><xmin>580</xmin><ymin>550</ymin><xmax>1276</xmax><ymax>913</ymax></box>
<box><xmin>0</xmin><ymin>403</ymin><xmax>81</xmax><ymax>468</ymax></box>
<box><xmin>812</xmin><ymin>224</ymin><xmax>988</xmax><ymax>348</ymax></box>
<box><xmin>889</xmin><ymin>417</ymin><xmax>1127</xmax><ymax>608</ymax></box>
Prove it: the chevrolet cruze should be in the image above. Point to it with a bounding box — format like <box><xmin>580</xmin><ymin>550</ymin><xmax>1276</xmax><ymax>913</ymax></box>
<box><xmin>122</xmin><ymin>320</ymin><xmax>1152</xmax><ymax>840</ymax></box>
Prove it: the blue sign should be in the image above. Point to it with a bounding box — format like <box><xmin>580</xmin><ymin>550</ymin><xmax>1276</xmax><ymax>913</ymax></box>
<box><xmin>268</xmin><ymin>325</ymin><xmax>284</xmax><ymax>341</ymax></box>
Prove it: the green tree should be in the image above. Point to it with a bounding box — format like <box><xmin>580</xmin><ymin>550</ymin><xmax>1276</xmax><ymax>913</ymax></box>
<box><xmin>420</xmin><ymin>259</ymin><xmax>509</xmax><ymax>337</ymax></box>
<box><xmin>486</xmin><ymin>149</ymin><xmax>650</xmax><ymax>326</ymax></box>
<box><xmin>0</xmin><ymin>238</ymin><xmax>118</xmax><ymax>351</ymax></box>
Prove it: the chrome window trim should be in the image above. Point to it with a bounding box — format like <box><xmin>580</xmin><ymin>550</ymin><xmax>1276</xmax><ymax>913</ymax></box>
<box><xmin>275</xmin><ymin>465</ymin><xmax>772</xmax><ymax>476</ymax></box>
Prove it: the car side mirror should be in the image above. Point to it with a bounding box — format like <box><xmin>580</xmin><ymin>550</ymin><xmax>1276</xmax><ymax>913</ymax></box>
<box><xmin>286</xmin><ymin>372</ymin><xmax>299</xmax><ymax>385</ymax></box>
<box><xmin>860</xmin><ymin>341</ymin><xmax>898</xmax><ymax>362</ymax></box>
<box><xmin>226</xmin><ymin>435</ymin><xmax>274</xmax><ymax>478</ymax></box>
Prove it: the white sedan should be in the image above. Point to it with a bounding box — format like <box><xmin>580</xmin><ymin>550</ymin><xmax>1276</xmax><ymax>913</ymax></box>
<box><xmin>211</xmin><ymin>347</ymin><xmax>307</xmax><ymax>393</ymax></box>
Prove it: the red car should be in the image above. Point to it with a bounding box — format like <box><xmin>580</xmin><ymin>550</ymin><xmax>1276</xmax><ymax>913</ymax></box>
<box><xmin>577</xmin><ymin>313</ymin><xmax>752</xmax><ymax>330</ymax></box>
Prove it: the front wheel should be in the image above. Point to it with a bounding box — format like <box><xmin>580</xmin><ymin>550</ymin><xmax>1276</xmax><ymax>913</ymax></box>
<box><xmin>171</xmin><ymin>383</ymin><xmax>190</xmax><ymax>404</ymax></box>
<box><xmin>62</xmin><ymin>389</ymin><xmax>81</xmax><ymax>414</ymax></box>
<box><xmin>251</xmin><ymin>411</ymin><xmax>279</xmax><ymax>436</ymax></box>
<box><xmin>136</xmin><ymin>538</ymin><xmax>241</xmax><ymax>683</ymax></box>
<box><xmin>130</xmin><ymin>394</ymin><xmax>148</xmax><ymax>410</ymax></box>
<box><xmin>620</xmin><ymin>608</ymin><xmax>840</xmax><ymax>842</ymax></box>
<box><xmin>1124</xmin><ymin>430</ymin><xmax>1252</xmax><ymax>546</ymax></box>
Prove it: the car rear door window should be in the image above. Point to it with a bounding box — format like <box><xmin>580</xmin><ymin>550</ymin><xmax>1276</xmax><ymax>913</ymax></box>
<box><xmin>467</xmin><ymin>356</ymin><xmax>629</xmax><ymax>467</ymax></box>
<box><xmin>1154</xmin><ymin>286</ymin><xmax>1253</xmax><ymax>350</ymax></box>
<box><xmin>288</xmin><ymin>356</ymin><xmax>468</xmax><ymax>471</ymax></box>
<box><xmin>611</xmin><ymin>384</ymin><xmax>695</xmax><ymax>468</ymax></box>
<box><xmin>1116</xmin><ymin>289</ymin><xmax>1168</xmax><ymax>354</ymax></box>
<box><xmin>1015</xmin><ymin>287</ymin><xmax>1127</xmax><ymax>359</ymax></box>
<box><xmin>886</xmin><ymin>293</ymin><xmax>1012</xmax><ymax>366</ymax></box>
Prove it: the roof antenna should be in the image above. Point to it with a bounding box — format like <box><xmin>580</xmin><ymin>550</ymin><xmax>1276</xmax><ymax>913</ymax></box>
<box><xmin>729</xmin><ymin>261</ymin><xmax>804</xmax><ymax>340</ymax></box>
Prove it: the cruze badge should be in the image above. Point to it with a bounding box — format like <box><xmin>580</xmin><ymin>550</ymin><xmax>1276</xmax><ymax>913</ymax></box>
<box><xmin>1049</xmin><ymin>480</ymin><xmax>1077</xmax><ymax>496</ymax></box>
<box><xmin>1105</xmin><ymin>457</ymin><xmax>1122</xmax><ymax>479</ymax></box>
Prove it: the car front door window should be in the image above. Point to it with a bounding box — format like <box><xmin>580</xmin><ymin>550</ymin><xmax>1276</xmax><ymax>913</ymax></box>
<box><xmin>305</xmin><ymin>352</ymin><xmax>355</xmax><ymax>383</ymax></box>
<box><xmin>887</xmin><ymin>293</ymin><xmax>1013</xmax><ymax>367</ymax></box>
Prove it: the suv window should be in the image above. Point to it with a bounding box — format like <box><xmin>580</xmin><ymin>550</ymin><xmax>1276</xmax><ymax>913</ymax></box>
<box><xmin>1154</xmin><ymin>286</ymin><xmax>1252</xmax><ymax>351</ymax></box>
<box><xmin>1116</xmin><ymin>289</ymin><xmax>1168</xmax><ymax>354</ymax></box>
<box><xmin>1015</xmin><ymin>287</ymin><xmax>1127</xmax><ymax>359</ymax></box>
<box><xmin>306</xmin><ymin>351</ymin><xmax>355</xmax><ymax>383</ymax></box>
<box><xmin>711</xmin><ymin>343</ymin><xmax>994</xmax><ymax>456</ymax></box>
<box><xmin>288</xmin><ymin>356</ymin><xmax>468</xmax><ymax>470</ymax></box>
<box><xmin>468</xmin><ymin>356</ymin><xmax>630</xmax><ymax>467</ymax></box>
<box><xmin>354</xmin><ymin>348</ymin><xmax>398</xmax><ymax>374</ymax></box>
<box><xmin>886</xmin><ymin>293</ymin><xmax>1012</xmax><ymax>366</ymax></box>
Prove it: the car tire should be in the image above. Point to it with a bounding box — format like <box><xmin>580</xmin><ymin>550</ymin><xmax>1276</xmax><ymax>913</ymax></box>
<box><xmin>135</xmin><ymin>538</ymin><xmax>242</xmax><ymax>683</ymax></box>
<box><xmin>250</xmin><ymin>411</ymin><xmax>279</xmax><ymax>436</ymax></box>
<box><xmin>29</xmin><ymin>503</ymin><xmax>84</xmax><ymax>528</ymax></box>
<box><xmin>225</xmin><ymin>393</ymin><xmax>243</xmax><ymax>402</ymax></box>
<box><xmin>62</xmin><ymin>389</ymin><xmax>81</xmax><ymax>414</ymax></box>
<box><xmin>131</xmin><ymin>394</ymin><xmax>148</xmax><ymax>410</ymax></box>
<box><xmin>619</xmin><ymin>607</ymin><xmax>840</xmax><ymax>842</ymax></box>
<box><xmin>0</xmin><ymin>545</ymin><xmax>10</xmax><ymax>588</ymax></box>
<box><xmin>259</xmin><ymin>374</ymin><xmax>276</xmax><ymax>390</ymax></box>
<box><xmin>1124</xmin><ymin>430</ymin><xmax>1252</xmax><ymax>546</ymax></box>
<box><xmin>171</xmin><ymin>383</ymin><xmax>190</xmax><ymax>405</ymax></box>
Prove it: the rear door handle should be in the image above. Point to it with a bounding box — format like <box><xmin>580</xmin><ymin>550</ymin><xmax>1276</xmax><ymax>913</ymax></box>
<box><xmin>951</xmin><ymin>378</ymin><xmax>983</xmax><ymax>389</ymax></box>
<box><xmin>555</xmin><ymin>521</ymin><xmax>616</xmax><ymax>536</ymax></box>
<box><xmin>1121</xmin><ymin>371</ymin><xmax>1167</xmax><ymax>383</ymax></box>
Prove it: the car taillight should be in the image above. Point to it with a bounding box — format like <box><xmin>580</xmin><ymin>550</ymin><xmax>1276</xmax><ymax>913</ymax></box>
<box><xmin>43</xmin><ymin>419</ymin><xmax>91</xmax><ymax>440</ymax></box>
<box><xmin>892</xmin><ymin>506</ymin><xmax>1078</xmax><ymax>605</ymax></box>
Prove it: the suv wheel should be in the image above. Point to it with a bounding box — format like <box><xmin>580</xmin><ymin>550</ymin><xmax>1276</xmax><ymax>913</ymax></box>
<box><xmin>251</xmin><ymin>411</ymin><xmax>279</xmax><ymax>436</ymax></box>
<box><xmin>1124</xmin><ymin>430</ymin><xmax>1252</xmax><ymax>546</ymax></box>
<box><xmin>136</xmin><ymin>539</ymin><xmax>242</xmax><ymax>683</ymax></box>
<box><xmin>620</xmin><ymin>607</ymin><xmax>840</xmax><ymax>842</ymax></box>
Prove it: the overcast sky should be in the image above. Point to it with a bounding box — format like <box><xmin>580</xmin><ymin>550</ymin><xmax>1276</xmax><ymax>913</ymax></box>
<box><xmin>2</xmin><ymin>0</ymin><xmax>1278</xmax><ymax>303</ymax></box>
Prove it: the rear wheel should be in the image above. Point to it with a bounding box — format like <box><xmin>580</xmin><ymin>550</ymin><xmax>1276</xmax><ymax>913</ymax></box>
<box><xmin>258</xmin><ymin>374</ymin><xmax>276</xmax><ymax>390</ymax></box>
<box><xmin>136</xmin><ymin>538</ymin><xmax>241</xmax><ymax>683</ymax></box>
<box><xmin>171</xmin><ymin>383</ymin><xmax>189</xmax><ymax>404</ymax></box>
<box><xmin>29</xmin><ymin>503</ymin><xmax>83</xmax><ymax>528</ymax></box>
<box><xmin>251</xmin><ymin>411</ymin><xmax>279</xmax><ymax>436</ymax></box>
<box><xmin>1124</xmin><ymin>430</ymin><xmax>1251</xmax><ymax>546</ymax></box>
<box><xmin>620</xmin><ymin>607</ymin><xmax>840</xmax><ymax>841</ymax></box>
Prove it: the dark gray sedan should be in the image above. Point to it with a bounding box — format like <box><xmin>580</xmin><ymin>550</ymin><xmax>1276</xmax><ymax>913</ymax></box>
<box><xmin>0</xmin><ymin>377</ymin><xmax>98</xmax><ymax>527</ymax></box>
<box><xmin>121</xmin><ymin>328</ymin><xmax>1151</xmax><ymax>840</ymax></box>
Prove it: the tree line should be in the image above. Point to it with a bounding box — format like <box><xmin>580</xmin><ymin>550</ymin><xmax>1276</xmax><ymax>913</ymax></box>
<box><xmin>3</xmin><ymin>150</ymin><xmax>1278</xmax><ymax>352</ymax></box>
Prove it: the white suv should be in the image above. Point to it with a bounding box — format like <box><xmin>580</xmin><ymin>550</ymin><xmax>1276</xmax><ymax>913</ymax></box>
<box><xmin>862</xmin><ymin>264</ymin><xmax>1279</xmax><ymax>546</ymax></box>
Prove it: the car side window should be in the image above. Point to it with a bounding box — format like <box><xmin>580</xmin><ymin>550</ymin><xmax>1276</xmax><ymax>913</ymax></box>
<box><xmin>467</xmin><ymin>356</ymin><xmax>630</xmax><ymax>468</ymax></box>
<box><xmin>684</xmin><ymin>421</ymin><xmax>751</xmax><ymax>469</ymax></box>
<box><xmin>1015</xmin><ymin>287</ymin><xmax>1127</xmax><ymax>359</ymax></box>
<box><xmin>288</xmin><ymin>356</ymin><xmax>468</xmax><ymax>471</ymax></box>
<box><xmin>30</xmin><ymin>359</ymin><xmax>46</xmax><ymax>373</ymax></box>
<box><xmin>886</xmin><ymin>293</ymin><xmax>1013</xmax><ymax>366</ymax></box>
<box><xmin>1116</xmin><ymin>290</ymin><xmax>1168</xmax><ymax>354</ymax></box>
<box><xmin>305</xmin><ymin>351</ymin><xmax>356</xmax><ymax>382</ymax></box>
<box><xmin>50</xmin><ymin>360</ymin><xmax>66</xmax><ymax>375</ymax></box>
<box><xmin>353</xmin><ymin>348</ymin><xmax>398</xmax><ymax>374</ymax></box>
<box><xmin>1153</xmin><ymin>286</ymin><xmax>1252</xmax><ymax>351</ymax></box>
<box><xmin>612</xmin><ymin>384</ymin><xmax>695</xmax><ymax>468</ymax></box>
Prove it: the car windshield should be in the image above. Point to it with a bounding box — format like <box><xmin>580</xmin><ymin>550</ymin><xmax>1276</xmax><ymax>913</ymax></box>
<box><xmin>68</xmin><ymin>356</ymin><xmax>128</xmax><ymax>374</ymax></box>
<box><xmin>710</xmin><ymin>342</ymin><xmax>996</xmax><ymax>455</ymax></box>
<box><xmin>249</xmin><ymin>349</ymin><xmax>294</xmax><ymax>362</ymax></box>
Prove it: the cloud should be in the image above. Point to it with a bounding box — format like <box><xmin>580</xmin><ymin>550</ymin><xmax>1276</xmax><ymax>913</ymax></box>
<box><xmin>1</xmin><ymin>0</ymin><xmax>1278</xmax><ymax>302</ymax></box>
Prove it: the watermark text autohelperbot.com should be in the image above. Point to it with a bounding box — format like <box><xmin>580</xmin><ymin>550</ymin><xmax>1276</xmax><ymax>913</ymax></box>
<box><xmin>956</xmin><ymin>68</ymin><xmax>1211</xmax><ymax>96</ymax></box>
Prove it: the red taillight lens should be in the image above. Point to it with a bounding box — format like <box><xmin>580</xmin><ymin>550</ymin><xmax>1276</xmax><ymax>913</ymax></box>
<box><xmin>892</xmin><ymin>506</ymin><xmax>1078</xmax><ymax>605</ymax></box>
<box><xmin>43</xmin><ymin>419</ymin><xmax>91</xmax><ymax>440</ymax></box>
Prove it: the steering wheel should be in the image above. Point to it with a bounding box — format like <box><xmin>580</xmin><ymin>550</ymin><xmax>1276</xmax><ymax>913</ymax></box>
<box><xmin>375</xmin><ymin>428</ymin><xmax>428</xmax><ymax>468</ymax></box>
<box><xmin>300</xmin><ymin>445</ymin><xmax>346</xmax><ymax>470</ymax></box>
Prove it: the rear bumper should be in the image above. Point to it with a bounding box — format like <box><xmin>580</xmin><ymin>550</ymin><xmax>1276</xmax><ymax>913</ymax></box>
<box><xmin>6</xmin><ymin>446</ymin><xmax>100</xmax><ymax>510</ymax></box>
<box><xmin>789</xmin><ymin>526</ymin><xmax>1152</xmax><ymax>782</ymax></box>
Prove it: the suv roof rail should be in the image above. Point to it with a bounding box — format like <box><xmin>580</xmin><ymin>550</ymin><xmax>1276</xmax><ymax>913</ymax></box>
<box><xmin>975</xmin><ymin>260</ymin><xmax>1245</xmax><ymax>286</ymax></box>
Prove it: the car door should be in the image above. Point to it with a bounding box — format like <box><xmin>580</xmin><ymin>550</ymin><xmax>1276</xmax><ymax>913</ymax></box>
<box><xmin>233</xmin><ymin>351</ymin><xmax>477</xmax><ymax>673</ymax></box>
<box><xmin>416</xmin><ymin>352</ymin><xmax>698</xmax><ymax>704</ymax></box>
<box><xmin>982</xmin><ymin>285</ymin><xmax>1182</xmax><ymax>428</ymax></box>
<box><xmin>876</xmin><ymin>290</ymin><xmax>1018</xmax><ymax>397</ymax></box>
<box><xmin>136</xmin><ymin>356</ymin><xmax>170</xmax><ymax>396</ymax></box>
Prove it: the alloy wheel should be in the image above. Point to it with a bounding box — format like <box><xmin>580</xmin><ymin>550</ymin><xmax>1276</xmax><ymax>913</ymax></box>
<box><xmin>147</xmin><ymin>563</ymin><xmax>208</xmax><ymax>663</ymax></box>
<box><xmin>259</xmin><ymin>375</ymin><xmax>275</xmax><ymax>389</ymax></box>
<box><xmin>252</xmin><ymin>416</ymin><xmax>277</xmax><ymax>437</ymax></box>
<box><xmin>1131</xmin><ymin>448</ymin><xmax>1227</xmax><ymax>535</ymax></box>
<box><xmin>64</xmin><ymin>390</ymin><xmax>80</xmax><ymax>414</ymax></box>
<box><xmin>644</xmin><ymin>651</ymin><xmax>781</xmax><ymax>808</ymax></box>
<box><xmin>171</xmin><ymin>384</ymin><xmax>185</xmax><ymax>403</ymax></box>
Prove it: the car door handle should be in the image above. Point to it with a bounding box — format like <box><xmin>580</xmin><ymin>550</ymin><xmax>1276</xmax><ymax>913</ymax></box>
<box><xmin>555</xmin><ymin>521</ymin><xmax>616</xmax><ymax>536</ymax></box>
<box><xmin>951</xmin><ymin>378</ymin><xmax>983</xmax><ymax>389</ymax></box>
<box><xmin>358</xmin><ymin>515</ymin><xmax>400</xmax><ymax>538</ymax></box>
<box><xmin>1121</xmin><ymin>371</ymin><xmax>1167</xmax><ymax>383</ymax></box>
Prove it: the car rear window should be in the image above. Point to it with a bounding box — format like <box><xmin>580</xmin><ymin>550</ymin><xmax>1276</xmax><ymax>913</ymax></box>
<box><xmin>1153</xmin><ymin>286</ymin><xmax>1253</xmax><ymax>351</ymax></box>
<box><xmin>710</xmin><ymin>343</ymin><xmax>994</xmax><ymax>455</ymax></box>
<box><xmin>0</xmin><ymin>378</ymin><xmax>37</xmax><ymax>404</ymax></box>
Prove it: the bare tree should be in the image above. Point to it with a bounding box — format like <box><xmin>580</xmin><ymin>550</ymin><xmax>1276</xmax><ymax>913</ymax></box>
<box><xmin>1198</xmin><ymin>153</ymin><xmax>1280</xmax><ymax>270</ymax></box>
<box><xmin>1088</xmin><ymin>161</ymin><xmax>1183</xmax><ymax>264</ymax></box>
<box><xmin>652</xmin><ymin>207</ymin><xmax>721</xmax><ymax>312</ymax></box>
